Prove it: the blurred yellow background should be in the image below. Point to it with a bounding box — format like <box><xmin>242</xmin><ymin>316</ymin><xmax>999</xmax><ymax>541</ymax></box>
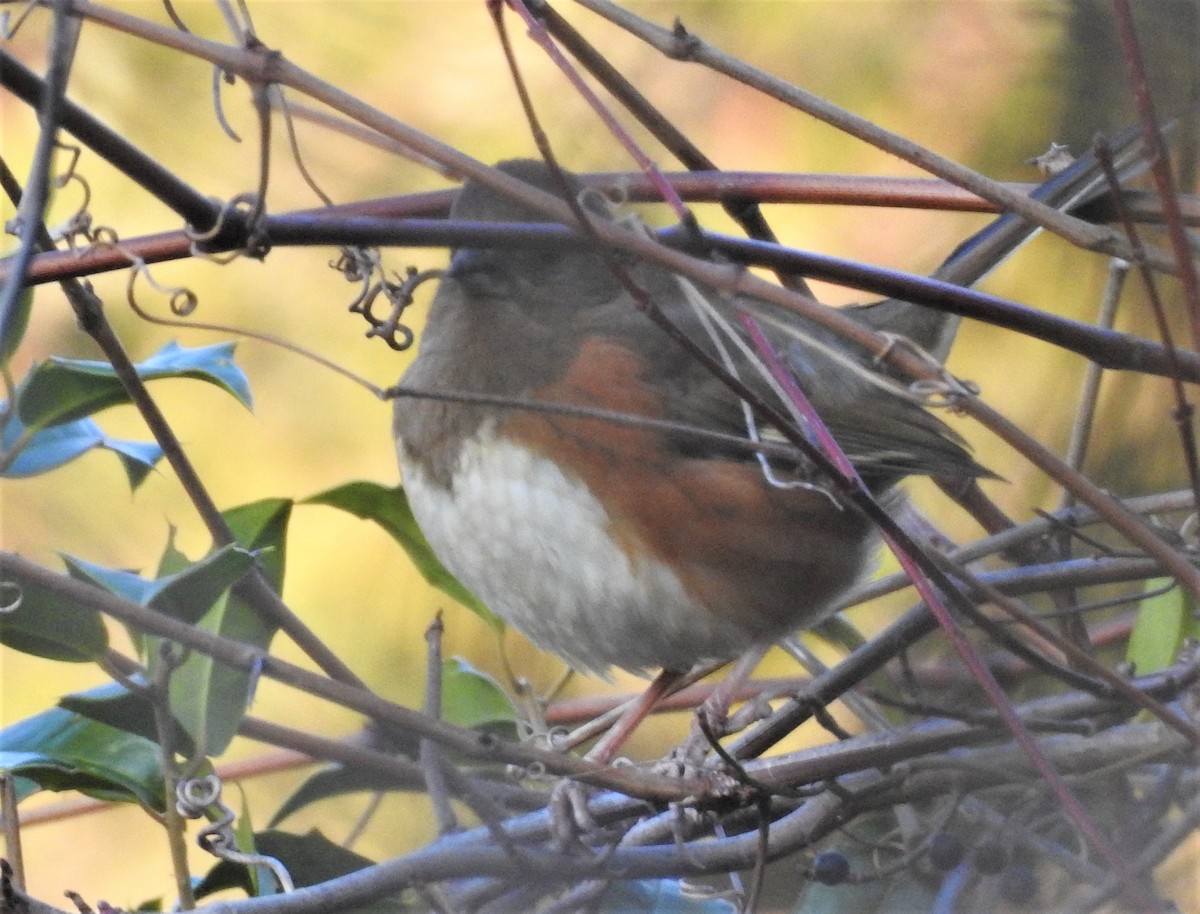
<box><xmin>2</xmin><ymin>0</ymin><xmax>1196</xmax><ymax>908</ymax></box>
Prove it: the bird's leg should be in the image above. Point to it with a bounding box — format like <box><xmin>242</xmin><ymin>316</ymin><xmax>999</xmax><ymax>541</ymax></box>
<box><xmin>586</xmin><ymin>667</ymin><xmax>686</xmax><ymax>764</ymax></box>
<box><xmin>549</xmin><ymin>668</ymin><xmax>685</xmax><ymax>848</ymax></box>
<box><xmin>681</xmin><ymin>645</ymin><xmax>770</xmax><ymax>765</ymax></box>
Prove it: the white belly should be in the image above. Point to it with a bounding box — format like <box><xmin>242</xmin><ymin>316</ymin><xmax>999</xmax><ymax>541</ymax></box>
<box><xmin>399</xmin><ymin>428</ymin><xmax>758</xmax><ymax>674</ymax></box>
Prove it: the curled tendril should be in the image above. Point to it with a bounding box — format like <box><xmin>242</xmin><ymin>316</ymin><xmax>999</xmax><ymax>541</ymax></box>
<box><xmin>211</xmin><ymin>64</ymin><xmax>242</xmax><ymax>143</ymax></box>
<box><xmin>177</xmin><ymin>775</ymin><xmax>295</xmax><ymax>893</ymax></box>
<box><xmin>88</xmin><ymin>225</ymin><xmax>119</xmax><ymax>245</ymax></box>
<box><xmin>333</xmin><ymin>247</ymin><xmax>440</xmax><ymax>350</ymax></box>
<box><xmin>522</xmin><ymin>761</ymin><xmax>547</xmax><ymax>780</ymax></box>
<box><xmin>45</xmin><ymin>141</ymin><xmax>96</xmax><ymax>251</ymax></box>
<box><xmin>0</xmin><ymin>581</ymin><xmax>22</xmax><ymax>614</ymax></box>
<box><xmin>353</xmin><ymin>266</ymin><xmax>444</xmax><ymax>352</ymax></box>
<box><xmin>185</xmin><ymin>191</ymin><xmax>267</xmax><ymax>258</ymax></box>
<box><xmin>542</xmin><ymin>726</ymin><xmax>572</xmax><ymax>751</ymax></box>
<box><xmin>127</xmin><ymin>258</ymin><xmax>199</xmax><ymax>317</ymax></box>
<box><xmin>332</xmin><ymin>246</ymin><xmax>382</xmax><ymax>309</ymax></box>
<box><xmin>168</xmin><ymin>287</ymin><xmax>200</xmax><ymax>316</ymax></box>
<box><xmin>86</xmin><ymin>228</ymin><xmax>201</xmax><ymax>318</ymax></box>
<box><xmin>53</xmin><ymin>170</ymin><xmax>94</xmax><ymax>249</ymax></box>
<box><xmin>176</xmin><ymin>773</ymin><xmax>222</xmax><ymax>815</ymax></box>
<box><xmin>4</xmin><ymin>141</ymin><xmax>94</xmax><ymax>249</ymax></box>
<box><xmin>52</xmin><ymin>140</ymin><xmax>82</xmax><ymax>188</ymax></box>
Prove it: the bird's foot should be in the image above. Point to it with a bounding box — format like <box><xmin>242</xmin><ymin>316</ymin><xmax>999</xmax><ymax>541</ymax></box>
<box><xmin>548</xmin><ymin>778</ymin><xmax>600</xmax><ymax>849</ymax></box>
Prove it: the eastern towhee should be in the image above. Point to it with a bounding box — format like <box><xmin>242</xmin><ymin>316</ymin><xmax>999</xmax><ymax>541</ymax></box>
<box><xmin>393</xmin><ymin>153</ymin><xmax>1120</xmax><ymax>677</ymax></box>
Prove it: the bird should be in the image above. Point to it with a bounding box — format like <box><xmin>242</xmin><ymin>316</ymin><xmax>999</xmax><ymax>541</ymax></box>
<box><xmin>393</xmin><ymin>151</ymin><xmax>1130</xmax><ymax>678</ymax></box>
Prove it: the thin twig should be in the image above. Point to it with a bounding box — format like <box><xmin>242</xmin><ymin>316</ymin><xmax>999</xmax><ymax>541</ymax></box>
<box><xmin>0</xmin><ymin>154</ymin><xmax>370</xmax><ymax>691</ymax></box>
<box><xmin>1059</xmin><ymin>259</ymin><xmax>1129</xmax><ymax>501</ymax></box>
<box><xmin>533</xmin><ymin>0</ymin><xmax>814</xmax><ymax>295</ymax></box>
<box><xmin>421</xmin><ymin>614</ymin><xmax>458</xmax><ymax>836</ymax></box>
<box><xmin>0</xmin><ymin>0</ymin><xmax>79</xmax><ymax>350</ymax></box>
<box><xmin>0</xmin><ymin>775</ymin><xmax>24</xmax><ymax>890</ymax></box>
<box><xmin>0</xmin><ymin>551</ymin><xmax>699</xmax><ymax>801</ymax></box>
<box><xmin>148</xmin><ymin>644</ymin><xmax>197</xmax><ymax>910</ymax></box>
<box><xmin>1111</xmin><ymin>0</ymin><xmax>1200</xmax><ymax>347</ymax></box>
<box><xmin>570</xmin><ymin>0</ymin><xmax>1172</xmax><ymax>272</ymax></box>
<box><xmin>1094</xmin><ymin>134</ymin><xmax>1200</xmax><ymax>512</ymax></box>
<box><xmin>504</xmin><ymin>0</ymin><xmax>688</xmax><ymax>218</ymax></box>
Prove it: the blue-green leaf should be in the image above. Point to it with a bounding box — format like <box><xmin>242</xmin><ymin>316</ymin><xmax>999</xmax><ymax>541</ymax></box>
<box><xmin>2</xmin><ymin>413</ymin><xmax>98</xmax><ymax>476</ymax></box>
<box><xmin>62</xmin><ymin>555</ymin><xmax>157</xmax><ymax>605</ymax></box>
<box><xmin>59</xmin><ymin>681</ymin><xmax>196</xmax><ymax>758</ymax></box>
<box><xmin>63</xmin><ymin>544</ymin><xmax>257</xmax><ymax>628</ymax></box>
<box><xmin>0</xmin><ymin>564</ymin><xmax>108</xmax><ymax>661</ymax></box>
<box><xmin>0</xmin><ymin>286</ymin><xmax>33</xmax><ymax>366</ymax></box>
<box><xmin>146</xmin><ymin>544</ymin><xmax>257</xmax><ymax>624</ymax></box>
<box><xmin>152</xmin><ymin>501</ymin><xmax>290</xmax><ymax>756</ymax></box>
<box><xmin>0</xmin><ymin>411</ymin><xmax>162</xmax><ymax>483</ymax></box>
<box><xmin>16</xmin><ymin>340</ymin><xmax>252</xmax><ymax>429</ymax></box>
<box><xmin>0</xmin><ymin>705</ymin><xmax>165</xmax><ymax>809</ymax></box>
<box><xmin>105</xmin><ymin>437</ymin><xmax>164</xmax><ymax>488</ymax></box>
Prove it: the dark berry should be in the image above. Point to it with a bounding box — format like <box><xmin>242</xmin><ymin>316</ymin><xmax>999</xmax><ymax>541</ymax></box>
<box><xmin>998</xmin><ymin>864</ymin><xmax>1038</xmax><ymax>905</ymax></box>
<box><xmin>812</xmin><ymin>851</ymin><xmax>851</xmax><ymax>886</ymax></box>
<box><xmin>972</xmin><ymin>839</ymin><xmax>1009</xmax><ymax>875</ymax></box>
<box><xmin>927</xmin><ymin>831</ymin><xmax>966</xmax><ymax>871</ymax></box>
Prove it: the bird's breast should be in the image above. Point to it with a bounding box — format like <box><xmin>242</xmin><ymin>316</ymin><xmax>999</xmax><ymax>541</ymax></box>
<box><xmin>398</xmin><ymin>423</ymin><xmax>762</xmax><ymax>674</ymax></box>
<box><xmin>395</xmin><ymin>338</ymin><xmax>882</xmax><ymax>673</ymax></box>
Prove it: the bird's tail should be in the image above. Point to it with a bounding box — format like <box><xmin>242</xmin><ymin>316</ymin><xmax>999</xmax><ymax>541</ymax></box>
<box><xmin>848</xmin><ymin>125</ymin><xmax>1151</xmax><ymax>363</ymax></box>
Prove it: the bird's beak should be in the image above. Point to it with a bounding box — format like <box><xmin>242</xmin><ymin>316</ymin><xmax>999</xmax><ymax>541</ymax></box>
<box><xmin>448</xmin><ymin>247</ymin><xmax>503</xmax><ymax>280</ymax></box>
<box><xmin>446</xmin><ymin>247</ymin><xmax>511</xmax><ymax>298</ymax></box>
